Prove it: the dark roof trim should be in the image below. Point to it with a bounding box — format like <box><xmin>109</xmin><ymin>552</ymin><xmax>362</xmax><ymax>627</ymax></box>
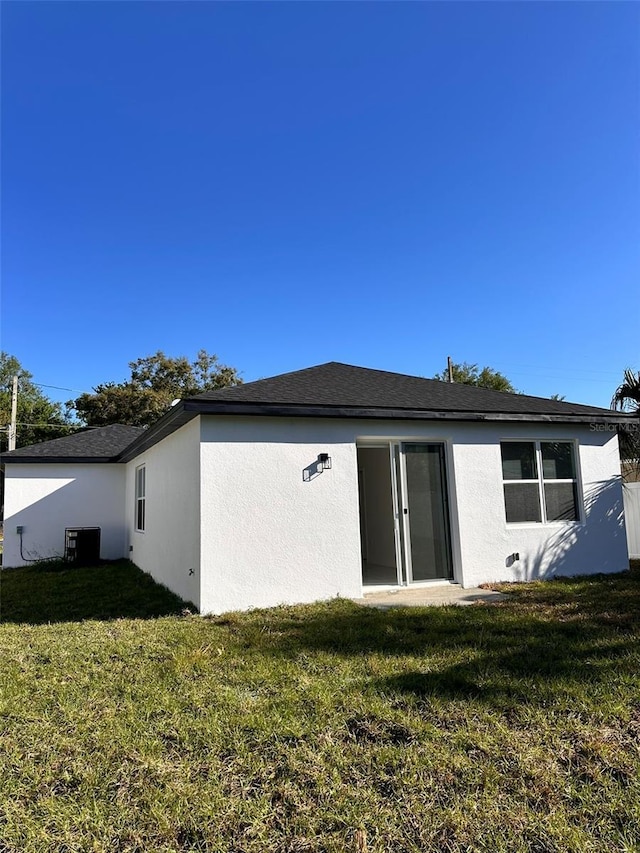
<box><xmin>117</xmin><ymin>407</ymin><xmax>197</xmax><ymax>463</ymax></box>
<box><xmin>116</xmin><ymin>398</ymin><xmax>633</xmax><ymax>463</ymax></box>
<box><xmin>184</xmin><ymin>399</ymin><xmax>634</xmax><ymax>426</ymax></box>
<box><xmin>2</xmin><ymin>456</ymin><xmax>118</xmax><ymax>465</ymax></box>
<box><xmin>3</xmin><ymin>398</ymin><xmax>634</xmax><ymax>467</ymax></box>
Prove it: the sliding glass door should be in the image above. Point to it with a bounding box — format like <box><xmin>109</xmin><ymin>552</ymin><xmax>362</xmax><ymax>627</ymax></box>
<box><xmin>357</xmin><ymin>440</ymin><xmax>454</xmax><ymax>586</ymax></box>
<box><xmin>401</xmin><ymin>443</ymin><xmax>453</xmax><ymax>582</ymax></box>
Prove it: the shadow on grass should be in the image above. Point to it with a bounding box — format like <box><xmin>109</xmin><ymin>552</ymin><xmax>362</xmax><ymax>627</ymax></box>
<box><xmin>212</xmin><ymin>562</ymin><xmax>640</xmax><ymax>709</ymax></box>
<box><xmin>0</xmin><ymin>560</ymin><xmax>191</xmax><ymax>625</ymax></box>
<box><xmin>3</xmin><ymin>554</ymin><xmax>639</xmax><ymax>710</ymax></box>
<box><xmin>380</xmin><ymin>633</ymin><xmax>637</xmax><ymax>706</ymax></box>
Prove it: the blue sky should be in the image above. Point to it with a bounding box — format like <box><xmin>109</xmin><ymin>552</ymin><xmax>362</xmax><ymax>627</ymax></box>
<box><xmin>2</xmin><ymin>1</ymin><xmax>638</xmax><ymax>409</ymax></box>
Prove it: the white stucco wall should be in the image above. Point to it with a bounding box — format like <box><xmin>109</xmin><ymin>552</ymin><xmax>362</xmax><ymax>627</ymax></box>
<box><xmin>2</xmin><ymin>463</ymin><xmax>126</xmax><ymax>567</ymax></box>
<box><xmin>199</xmin><ymin>417</ymin><xmax>363</xmax><ymax>614</ymax></box>
<box><xmin>448</xmin><ymin>423</ymin><xmax>628</xmax><ymax>586</ymax></box>
<box><xmin>198</xmin><ymin>416</ymin><xmax>628</xmax><ymax>611</ymax></box>
<box><xmin>125</xmin><ymin>417</ymin><xmax>201</xmax><ymax>608</ymax></box>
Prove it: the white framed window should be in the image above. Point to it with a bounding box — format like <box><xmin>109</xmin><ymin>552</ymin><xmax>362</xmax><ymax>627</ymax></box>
<box><xmin>135</xmin><ymin>465</ymin><xmax>146</xmax><ymax>532</ymax></box>
<box><xmin>500</xmin><ymin>441</ymin><xmax>581</xmax><ymax>524</ymax></box>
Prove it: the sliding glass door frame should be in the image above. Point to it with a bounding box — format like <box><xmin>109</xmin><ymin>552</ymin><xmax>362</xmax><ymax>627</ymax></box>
<box><xmin>389</xmin><ymin>442</ymin><xmax>406</xmax><ymax>587</ymax></box>
<box><xmin>357</xmin><ymin>438</ymin><xmax>457</xmax><ymax>587</ymax></box>
<box><xmin>398</xmin><ymin>442</ymin><xmax>454</xmax><ymax>584</ymax></box>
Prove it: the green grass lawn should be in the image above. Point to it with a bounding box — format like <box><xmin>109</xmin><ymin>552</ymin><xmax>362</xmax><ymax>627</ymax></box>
<box><xmin>1</xmin><ymin>560</ymin><xmax>639</xmax><ymax>853</ymax></box>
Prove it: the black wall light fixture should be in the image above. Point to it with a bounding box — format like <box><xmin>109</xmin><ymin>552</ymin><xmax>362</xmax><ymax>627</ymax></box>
<box><xmin>317</xmin><ymin>453</ymin><xmax>332</xmax><ymax>470</ymax></box>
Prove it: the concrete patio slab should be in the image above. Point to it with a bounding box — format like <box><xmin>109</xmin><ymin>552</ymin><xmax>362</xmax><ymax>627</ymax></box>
<box><xmin>354</xmin><ymin>584</ymin><xmax>509</xmax><ymax>609</ymax></box>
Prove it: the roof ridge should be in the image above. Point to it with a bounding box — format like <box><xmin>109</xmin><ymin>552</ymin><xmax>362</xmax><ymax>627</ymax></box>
<box><xmin>188</xmin><ymin>362</ymin><xmax>342</xmax><ymax>399</ymax></box>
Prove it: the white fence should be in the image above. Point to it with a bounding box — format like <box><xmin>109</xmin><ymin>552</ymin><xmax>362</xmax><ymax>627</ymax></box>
<box><xmin>624</xmin><ymin>482</ymin><xmax>640</xmax><ymax>559</ymax></box>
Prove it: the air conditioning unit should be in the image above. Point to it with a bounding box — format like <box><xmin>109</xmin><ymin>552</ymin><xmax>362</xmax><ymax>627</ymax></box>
<box><xmin>64</xmin><ymin>527</ymin><xmax>101</xmax><ymax>565</ymax></box>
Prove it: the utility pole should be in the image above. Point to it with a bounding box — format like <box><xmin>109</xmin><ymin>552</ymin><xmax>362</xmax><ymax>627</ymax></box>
<box><xmin>8</xmin><ymin>374</ymin><xmax>18</xmax><ymax>451</ymax></box>
<box><xmin>447</xmin><ymin>356</ymin><xmax>454</xmax><ymax>383</ymax></box>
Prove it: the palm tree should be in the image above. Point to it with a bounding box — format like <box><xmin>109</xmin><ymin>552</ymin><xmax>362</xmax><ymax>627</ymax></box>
<box><xmin>612</xmin><ymin>368</ymin><xmax>640</xmax><ymax>412</ymax></box>
<box><xmin>612</xmin><ymin>368</ymin><xmax>640</xmax><ymax>480</ymax></box>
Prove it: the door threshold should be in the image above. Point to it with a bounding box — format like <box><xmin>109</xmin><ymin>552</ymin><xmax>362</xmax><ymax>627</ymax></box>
<box><xmin>362</xmin><ymin>584</ymin><xmax>402</xmax><ymax>594</ymax></box>
<box><xmin>363</xmin><ymin>579</ymin><xmax>458</xmax><ymax>595</ymax></box>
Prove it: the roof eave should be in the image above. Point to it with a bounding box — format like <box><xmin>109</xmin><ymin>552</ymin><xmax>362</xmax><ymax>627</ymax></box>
<box><xmin>186</xmin><ymin>400</ymin><xmax>631</xmax><ymax>425</ymax></box>
<box><xmin>1</xmin><ymin>455</ymin><xmax>120</xmax><ymax>465</ymax></box>
<box><xmin>117</xmin><ymin>404</ymin><xmax>197</xmax><ymax>463</ymax></box>
<box><xmin>2</xmin><ymin>402</ymin><xmax>631</xmax><ymax>466</ymax></box>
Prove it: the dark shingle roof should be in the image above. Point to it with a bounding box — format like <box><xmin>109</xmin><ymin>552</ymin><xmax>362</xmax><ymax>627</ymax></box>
<box><xmin>1</xmin><ymin>424</ymin><xmax>145</xmax><ymax>463</ymax></box>
<box><xmin>4</xmin><ymin>364</ymin><xmax>631</xmax><ymax>465</ymax></box>
<box><xmin>191</xmin><ymin>362</ymin><xmax>617</xmax><ymax>417</ymax></box>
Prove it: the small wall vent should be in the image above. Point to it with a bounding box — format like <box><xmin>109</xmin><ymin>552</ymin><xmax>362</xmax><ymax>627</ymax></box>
<box><xmin>65</xmin><ymin>527</ymin><xmax>101</xmax><ymax>565</ymax></box>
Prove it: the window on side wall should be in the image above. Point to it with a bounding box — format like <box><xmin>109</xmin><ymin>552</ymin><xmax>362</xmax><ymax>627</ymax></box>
<box><xmin>500</xmin><ymin>441</ymin><xmax>580</xmax><ymax>523</ymax></box>
<box><xmin>135</xmin><ymin>465</ymin><xmax>146</xmax><ymax>532</ymax></box>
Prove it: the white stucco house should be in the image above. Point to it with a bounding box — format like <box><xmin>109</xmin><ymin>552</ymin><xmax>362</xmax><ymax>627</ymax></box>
<box><xmin>1</xmin><ymin>362</ymin><xmax>633</xmax><ymax>613</ymax></box>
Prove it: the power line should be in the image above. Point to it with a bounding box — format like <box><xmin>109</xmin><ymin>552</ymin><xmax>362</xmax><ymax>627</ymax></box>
<box><xmin>3</xmin><ymin>380</ymin><xmax>87</xmax><ymax>393</ymax></box>
<box><xmin>441</xmin><ymin>360</ymin><xmax>629</xmax><ymax>380</ymax></box>
<box><xmin>508</xmin><ymin>372</ymin><xmax>618</xmax><ymax>384</ymax></box>
<box><xmin>505</xmin><ymin>362</ymin><xmax>625</xmax><ymax>377</ymax></box>
<box><xmin>15</xmin><ymin>422</ymin><xmax>101</xmax><ymax>428</ymax></box>
<box><xmin>31</xmin><ymin>382</ymin><xmax>86</xmax><ymax>393</ymax></box>
<box><xmin>14</xmin><ymin>423</ymin><xmax>77</xmax><ymax>429</ymax></box>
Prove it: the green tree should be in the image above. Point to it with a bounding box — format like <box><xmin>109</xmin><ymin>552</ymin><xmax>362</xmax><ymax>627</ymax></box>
<box><xmin>433</xmin><ymin>361</ymin><xmax>517</xmax><ymax>393</ymax></box>
<box><xmin>0</xmin><ymin>353</ymin><xmax>72</xmax><ymax>451</ymax></box>
<box><xmin>611</xmin><ymin>368</ymin><xmax>640</xmax><ymax>478</ymax></box>
<box><xmin>71</xmin><ymin>350</ymin><xmax>241</xmax><ymax>427</ymax></box>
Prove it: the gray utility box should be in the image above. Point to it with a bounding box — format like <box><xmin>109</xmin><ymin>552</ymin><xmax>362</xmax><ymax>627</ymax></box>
<box><xmin>65</xmin><ymin>527</ymin><xmax>101</xmax><ymax>565</ymax></box>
